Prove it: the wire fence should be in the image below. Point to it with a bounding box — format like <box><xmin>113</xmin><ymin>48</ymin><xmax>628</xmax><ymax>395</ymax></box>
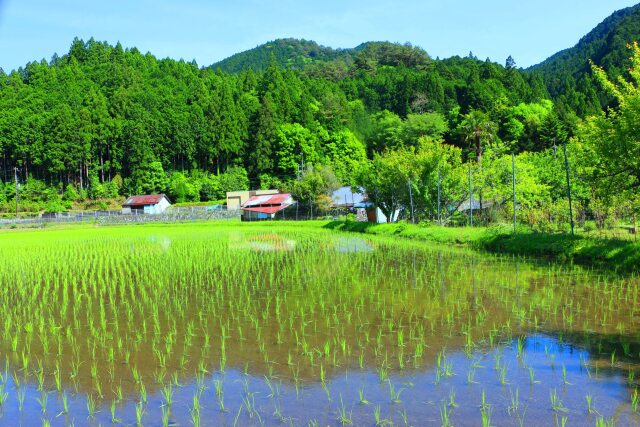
<box><xmin>1</xmin><ymin>191</ymin><xmax>637</xmax><ymax>243</ymax></box>
<box><xmin>0</xmin><ymin>207</ymin><xmax>241</xmax><ymax>227</ymax></box>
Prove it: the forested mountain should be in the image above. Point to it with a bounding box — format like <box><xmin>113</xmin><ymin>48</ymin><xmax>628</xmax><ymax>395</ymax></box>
<box><xmin>530</xmin><ymin>3</ymin><xmax>640</xmax><ymax>116</ymax></box>
<box><xmin>0</xmin><ymin>37</ymin><xmax>549</xmax><ymax>197</ymax></box>
<box><xmin>211</xmin><ymin>38</ymin><xmax>358</xmax><ymax>73</ymax></box>
<box><xmin>1</xmin><ymin>2</ymin><xmax>640</xmax><ymax>217</ymax></box>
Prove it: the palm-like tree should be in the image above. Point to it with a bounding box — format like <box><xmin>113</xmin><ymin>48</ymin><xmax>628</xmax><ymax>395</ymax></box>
<box><xmin>458</xmin><ymin>110</ymin><xmax>497</xmax><ymax>210</ymax></box>
<box><xmin>459</xmin><ymin>110</ymin><xmax>497</xmax><ymax>166</ymax></box>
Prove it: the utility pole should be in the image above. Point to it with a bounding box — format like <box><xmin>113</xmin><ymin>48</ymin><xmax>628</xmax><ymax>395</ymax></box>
<box><xmin>512</xmin><ymin>153</ymin><xmax>517</xmax><ymax>232</ymax></box>
<box><xmin>468</xmin><ymin>164</ymin><xmax>473</xmax><ymax>227</ymax></box>
<box><xmin>14</xmin><ymin>167</ymin><xmax>19</xmax><ymax>219</ymax></box>
<box><xmin>408</xmin><ymin>179</ymin><xmax>415</xmax><ymax>224</ymax></box>
<box><xmin>437</xmin><ymin>166</ymin><xmax>441</xmax><ymax>226</ymax></box>
<box><xmin>562</xmin><ymin>142</ymin><xmax>575</xmax><ymax>236</ymax></box>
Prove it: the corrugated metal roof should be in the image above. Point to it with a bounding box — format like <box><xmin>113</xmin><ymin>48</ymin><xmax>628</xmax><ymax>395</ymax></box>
<box><xmin>123</xmin><ymin>194</ymin><xmax>169</xmax><ymax>206</ymax></box>
<box><xmin>242</xmin><ymin>205</ymin><xmax>292</xmax><ymax>214</ymax></box>
<box><xmin>242</xmin><ymin>193</ymin><xmax>292</xmax><ymax>207</ymax></box>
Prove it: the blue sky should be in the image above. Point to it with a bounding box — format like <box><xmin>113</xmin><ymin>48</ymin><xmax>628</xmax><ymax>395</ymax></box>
<box><xmin>0</xmin><ymin>0</ymin><xmax>638</xmax><ymax>72</ymax></box>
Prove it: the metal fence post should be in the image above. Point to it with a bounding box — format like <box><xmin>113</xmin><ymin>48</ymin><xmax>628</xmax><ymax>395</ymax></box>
<box><xmin>408</xmin><ymin>179</ymin><xmax>415</xmax><ymax>224</ymax></box>
<box><xmin>469</xmin><ymin>164</ymin><xmax>473</xmax><ymax>227</ymax></box>
<box><xmin>512</xmin><ymin>153</ymin><xmax>517</xmax><ymax>232</ymax></box>
<box><xmin>437</xmin><ymin>166</ymin><xmax>441</xmax><ymax>226</ymax></box>
<box><xmin>563</xmin><ymin>142</ymin><xmax>575</xmax><ymax>236</ymax></box>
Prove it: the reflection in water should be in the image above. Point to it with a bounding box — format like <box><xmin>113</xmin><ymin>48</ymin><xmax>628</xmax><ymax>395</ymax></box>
<box><xmin>229</xmin><ymin>232</ymin><xmax>296</xmax><ymax>252</ymax></box>
<box><xmin>0</xmin><ymin>226</ymin><xmax>638</xmax><ymax>425</ymax></box>
<box><xmin>335</xmin><ymin>237</ymin><xmax>374</xmax><ymax>254</ymax></box>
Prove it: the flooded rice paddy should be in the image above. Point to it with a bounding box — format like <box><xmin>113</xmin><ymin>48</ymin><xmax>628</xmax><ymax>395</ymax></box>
<box><xmin>0</xmin><ymin>223</ymin><xmax>639</xmax><ymax>426</ymax></box>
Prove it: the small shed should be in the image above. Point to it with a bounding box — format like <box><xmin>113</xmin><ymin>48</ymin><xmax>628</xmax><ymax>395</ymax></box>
<box><xmin>456</xmin><ymin>199</ymin><xmax>495</xmax><ymax>212</ymax></box>
<box><xmin>354</xmin><ymin>201</ymin><xmax>401</xmax><ymax>223</ymax></box>
<box><xmin>241</xmin><ymin>193</ymin><xmax>294</xmax><ymax>221</ymax></box>
<box><xmin>122</xmin><ymin>194</ymin><xmax>171</xmax><ymax>215</ymax></box>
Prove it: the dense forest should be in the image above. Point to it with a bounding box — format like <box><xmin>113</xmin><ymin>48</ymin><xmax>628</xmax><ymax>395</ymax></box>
<box><xmin>1</xmin><ymin>3</ymin><xmax>640</xmax><ymax>227</ymax></box>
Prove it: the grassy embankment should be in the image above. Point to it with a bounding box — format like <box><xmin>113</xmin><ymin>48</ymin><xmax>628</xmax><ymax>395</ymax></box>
<box><xmin>323</xmin><ymin>221</ymin><xmax>640</xmax><ymax>273</ymax></box>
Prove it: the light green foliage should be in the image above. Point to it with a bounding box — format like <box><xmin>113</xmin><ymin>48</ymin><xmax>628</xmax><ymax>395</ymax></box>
<box><xmin>128</xmin><ymin>161</ymin><xmax>168</xmax><ymax>195</ymax></box>
<box><xmin>408</xmin><ymin>139</ymin><xmax>467</xmax><ymax>221</ymax></box>
<box><xmin>88</xmin><ymin>173</ymin><xmax>106</xmax><ymax>199</ymax></box>
<box><xmin>368</xmin><ymin>111</ymin><xmax>448</xmax><ymax>153</ymax></box>
<box><xmin>168</xmin><ymin>172</ymin><xmax>201</xmax><ymax>203</ymax></box>
<box><xmin>369</xmin><ymin>110</ymin><xmax>404</xmax><ymax>152</ymax></box>
<box><xmin>218</xmin><ymin>166</ymin><xmax>250</xmax><ymax>194</ymax></box>
<box><xmin>483</xmin><ymin>153</ymin><xmax>550</xmax><ymax>212</ymax></box>
<box><xmin>323</xmin><ymin>129</ymin><xmax>367</xmax><ymax>185</ymax></box>
<box><xmin>288</xmin><ymin>165</ymin><xmax>340</xmax><ymax>214</ymax></box>
<box><xmin>400</xmin><ymin>113</ymin><xmax>449</xmax><ymax>146</ymax></box>
<box><xmin>63</xmin><ymin>184</ymin><xmax>79</xmax><ymax>202</ymax></box>
<box><xmin>579</xmin><ymin>43</ymin><xmax>640</xmax><ymax>210</ymax></box>
<box><xmin>355</xmin><ymin>149</ymin><xmax>409</xmax><ymax>222</ymax></box>
<box><xmin>198</xmin><ymin>173</ymin><xmax>222</xmax><ymax>202</ymax></box>
<box><xmin>274</xmin><ymin>123</ymin><xmax>321</xmax><ymax>175</ymax></box>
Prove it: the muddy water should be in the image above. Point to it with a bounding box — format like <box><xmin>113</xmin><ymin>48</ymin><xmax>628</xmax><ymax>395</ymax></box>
<box><xmin>0</xmin><ymin>225</ymin><xmax>638</xmax><ymax>426</ymax></box>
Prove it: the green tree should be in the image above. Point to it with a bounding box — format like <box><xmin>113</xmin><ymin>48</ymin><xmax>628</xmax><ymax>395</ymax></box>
<box><xmin>219</xmin><ymin>166</ymin><xmax>250</xmax><ymax>194</ymax></box>
<box><xmin>128</xmin><ymin>161</ymin><xmax>168</xmax><ymax>195</ymax></box>
<box><xmin>274</xmin><ymin>123</ymin><xmax>320</xmax><ymax>176</ymax></box>
<box><xmin>400</xmin><ymin>112</ymin><xmax>449</xmax><ymax>146</ymax></box>
<box><xmin>323</xmin><ymin>129</ymin><xmax>367</xmax><ymax>185</ymax></box>
<box><xmin>578</xmin><ymin>43</ymin><xmax>640</xmax><ymax>210</ymax></box>
<box><xmin>288</xmin><ymin>165</ymin><xmax>340</xmax><ymax>218</ymax></box>
<box><xmin>457</xmin><ymin>110</ymin><xmax>497</xmax><ymax>210</ymax></box>
<box><xmin>355</xmin><ymin>150</ymin><xmax>409</xmax><ymax>223</ymax></box>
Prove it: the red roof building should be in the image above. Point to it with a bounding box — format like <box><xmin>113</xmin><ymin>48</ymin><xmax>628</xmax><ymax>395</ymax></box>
<box><xmin>241</xmin><ymin>193</ymin><xmax>294</xmax><ymax>220</ymax></box>
<box><xmin>122</xmin><ymin>194</ymin><xmax>171</xmax><ymax>215</ymax></box>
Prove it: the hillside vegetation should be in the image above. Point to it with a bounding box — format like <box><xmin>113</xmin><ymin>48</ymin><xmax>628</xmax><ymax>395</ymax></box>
<box><xmin>0</xmin><ymin>4</ymin><xmax>639</xmax><ymax>232</ymax></box>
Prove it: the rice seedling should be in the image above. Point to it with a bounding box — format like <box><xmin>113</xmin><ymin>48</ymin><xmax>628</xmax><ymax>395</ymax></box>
<box><xmin>529</xmin><ymin>367</ymin><xmax>540</xmax><ymax>385</ymax></box>
<box><xmin>136</xmin><ymin>400</ymin><xmax>145</xmax><ymax>426</ymax></box>
<box><xmin>358</xmin><ymin>386</ymin><xmax>369</xmax><ymax>405</ymax></box>
<box><xmin>480</xmin><ymin>390</ymin><xmax>492</xmax><ymax>427</ymax></box>
<box><xmin>448</xmin><ymin>388</ymin><xmax>458</xmax><ymax>408</ymax></box>
<box><xmin>0</xmin><ymin>381</ymin><xmax>7</xmax><ymax>408</ymax></box>
<box><xmin>110</xmin><ymin>399</ymin><xmax>121</xmax><ymax>423</ymax></box>
<box><xmin>585</xmin><ymin>393</ymin><xmax>599</xmax><ymax>415</ymax></box>
<box><xmin>337</xmin><ymin>394</ymin><xmax>353</xmax><ymax>426</ymax></box>
<box><xmin>17</xmin><ymin>387</ymin><xmax>25</xmax><ymax>412</ymax></box>
<box><xmin>387</xmin><ymin>380</ymin><xmax>404</xmax><ymax>404</ymax></box>
<box><xmin>595</xmin><ymin>416</ymin><xmax>616</xmax><ymax>427</ymax></box>
<box><xmin>550</xmin><ymin>389</ymin><xmax>568</xmax><ymax>413</ymax></box>
<box><xmin>440</xmin><ymin>401</ymin><xmax>453</xmax><ymax>427</ymax></box>
<box><xmin>190</xmin><ymin>392</ymin><xmax>201</xmax><ymax>427</ymax></box>
<box><xmin>37</xmin><ymin>391</ymin><xmax>49</xmax><ymax>414</ymax></box>
<box><xmin>0</xmin><ymin>223</ymin><xmax>637</xmax><ymax>425</ymax></box>
<box><xmin>86</xmin><ymin>394</ymin><xmax>96</xmax><ymax>418</ymax></box>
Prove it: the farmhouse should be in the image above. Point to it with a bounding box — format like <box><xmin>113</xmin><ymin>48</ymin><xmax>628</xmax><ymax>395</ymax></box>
<box><xmin>122</xmin><ymin>194</ymin><xmax>171</xmax><ymax>215</ymax></box>
<box><xmin>241</xmin><ymin>193</ymin><xmax>294</xmax><ymax>221</ymax></box>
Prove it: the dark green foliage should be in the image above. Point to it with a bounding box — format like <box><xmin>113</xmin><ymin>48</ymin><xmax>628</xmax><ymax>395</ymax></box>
<box><xmin>212</xmin><ymin>38</ymin><xmax>355</xmax><ymax>73</ymax></box>
<box><xmin>3</xmin><ymin>5</ymin><xmax>640</xmax><ymax>213</ymax></box>
<box><xmin>530</xmin><ymin>3</ymin><xmax>640</xmax><ymax>114</ymax></box>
